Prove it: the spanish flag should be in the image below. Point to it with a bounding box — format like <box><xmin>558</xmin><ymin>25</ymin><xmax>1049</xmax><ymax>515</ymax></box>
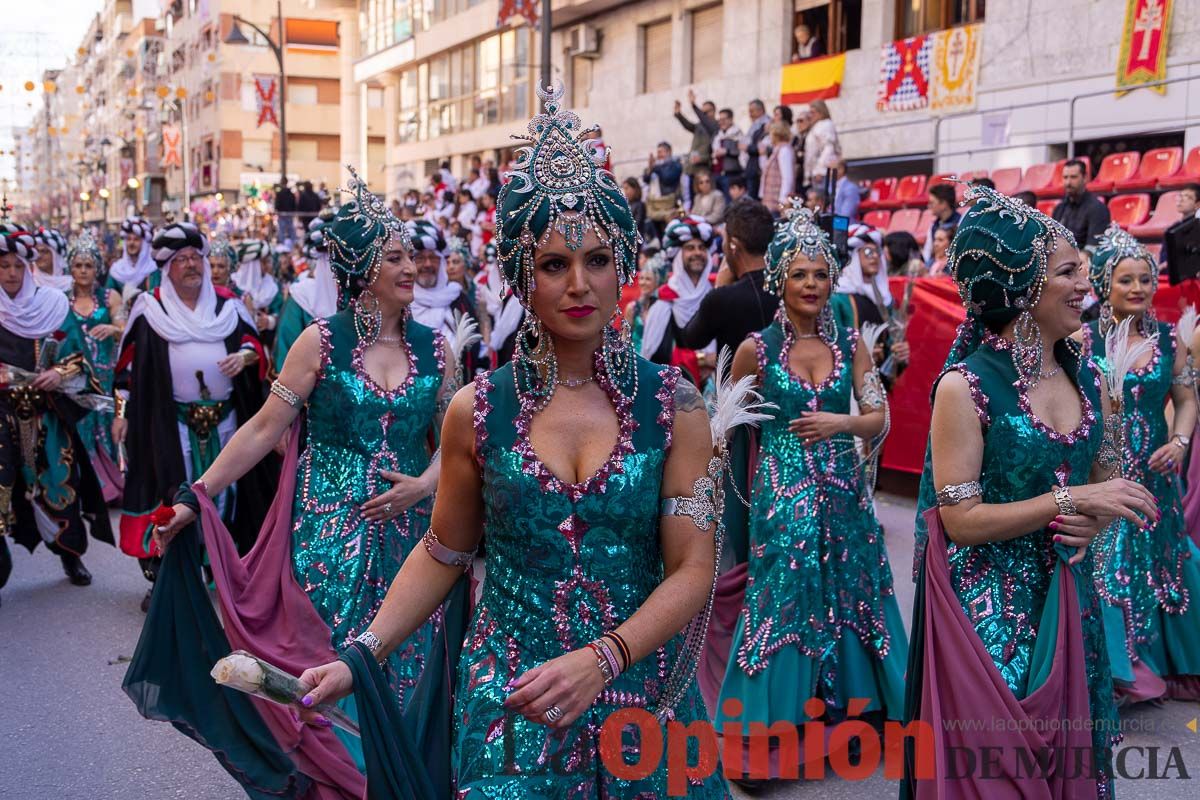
<box><xmin>780</xmin><ymin>53</ymin><xmax>846</xmax><ymax>105</ymax></box>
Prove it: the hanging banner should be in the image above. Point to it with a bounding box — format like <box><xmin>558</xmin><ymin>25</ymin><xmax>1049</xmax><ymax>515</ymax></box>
<box><xmin>254</xmin><ymin>74</ymin><xmax>280</xmax><ymax>128</ymax></box>
<box><xmin>1116</xmin><ymin>0</ymin><xmax>1173</xmax><ymax>95</ymax></box>
<box><xmin>162</xmin><ymin>124</ymin><xmax>182</xmax><ymax>168</ymax></box>
<box><xmin>497</xmin><ymin>0</ymin><xmax>538</xmax><ymax>29</ymax></box>
<box><xmin>780</xmin><ymin>53</ymin><xmax>845</xmax><ymax>105</ymax></box>
<box><xmin>929</xmin><ymin>24</ymin><xmax>982</xmax><ymax>112</ymax></box>
<box><xmin>876</xmin><ymin>34</ymin><xmax>932</xmax><ymax>112</ymax></box>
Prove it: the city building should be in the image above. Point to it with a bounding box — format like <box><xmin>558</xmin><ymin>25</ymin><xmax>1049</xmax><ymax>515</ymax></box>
<box><xmin>351</xmin><ymin>0</ymin><xmax>1200</xmax><ymax>194</ymax></box>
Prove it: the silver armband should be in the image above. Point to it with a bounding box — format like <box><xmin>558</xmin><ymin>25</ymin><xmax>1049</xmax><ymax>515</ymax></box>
<box><xmin>270</xmin><ymin>379</ymin><xmax>303</xmax><ymax>409</ymax></box>
<box><xmin>422</xmin><ymin>528</ymin><xmax>475</xmax><ymax>570</ymax></box>
<box><xmin>858</xmin><ymin>369</ymin><xmax>886</xmax><ymax>412</ymax></box>
<box><xmin>1096</xmin><ymin>412</ymin><xmax>1124</xmax><ymax>475</ymax></box>
<box><xmin>935</xmin><ymin>481</ymin><xmax>982</xmax><ymax>507</ymax></box>
<box><xmin>661</xmin><ymin>456</ymin><xmax>721</xmax><ymax>532</ymax></box>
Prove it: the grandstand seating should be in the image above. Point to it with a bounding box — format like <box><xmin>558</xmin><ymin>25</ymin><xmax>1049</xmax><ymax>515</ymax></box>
<box><xmin>1107</xmin><ymin>193</ymin><xmax>1151</xmax><ymax>228</ymax></box>
<box><xmin>1130</xmin><ymin>191</ymin><xmax>1182</xmax><ymax>239</ymax></box>
<box><xmin>880</xmin><ymin>174</ymin><xmax>927</xmax><ymax>209</ymax></box>
<box><xmin>1116</xmin><ymin>147</ymin><xmax>1182</xmax><ymax>191</ymax></box>
<box><xmin>1036</xmin><ymin>200</ymin><xmax>1058</xmax><ymax>217</ymax></box>
<box><xmin>1087</xmin><ymin>152</ymin><xmax>1140</xmax><ymax>193</ymax></box>
<box><xmin>913</xmin><ymin>210</ymin><xmax>935</xmax><ymax>245</ymax></box>
<box><xmin>991</xmin><ymin>167</ymin><xmax>1022</xmax><ymax>195</ymax></box>
<box><xmin>1017</xmin><ymin>163</ymin><xmax>1056</xmax><ymax>196</ymax></box>
<box><xmin>859</xmin><ymin>177</ymin><xmax>898</xmax><ymax>211</ymax></box>
<box><xmin>1158</xmin><ymin>147</ymin><xmax>1200</xmax><ymax>189</ymax></box>
<box><xmin>862</xmin><ymin>209</ymin><xmax>892</xmax><ymax>229</ymax></box>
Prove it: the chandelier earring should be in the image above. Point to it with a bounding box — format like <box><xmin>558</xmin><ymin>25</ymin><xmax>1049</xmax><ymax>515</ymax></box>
<box><xmin>818</xmin><ymin>304</ymin><xmax>838</xmax><ymax>344</ymax></box>
<box><xmin>515</xmin><ymin>313</ymin><xmax>558</xmax><ymax>407</ymax></box>
<box><xmin>601</xmin><ymin>307</ymin><xmax>639</xmax><ymax>402</ymax></box>
<box><xmin>1011</xmin><ymin>310</ymin><xmax>1045</xmax><ymax>386</ymax></box>
<box><xmin>353</xmin><ymin>289</ymin><xmax>382</xmax><ymax>344</ymax></box>
<box><xmin>1098</xmin><ymin>300</ymin><xmax>1114</xmax><ymax>336</ymax></box>
<box><xmin>1140</xmin><ymin>303</ymin><xmax>1158</xmax><ymax>337</ymax></box>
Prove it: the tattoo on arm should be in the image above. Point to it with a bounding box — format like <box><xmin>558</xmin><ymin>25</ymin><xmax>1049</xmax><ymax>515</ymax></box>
<box><xmin>437</xmin><ymin>372</ymin><xmax>461</xmax><ymax>416</ymax></box>
<box><xmin>673</xmin><ymin>377</ymin><xmax>706</xmax><ymax>413</ymax></box>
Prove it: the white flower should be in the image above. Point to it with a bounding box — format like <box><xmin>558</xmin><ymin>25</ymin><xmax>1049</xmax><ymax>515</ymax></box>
<box><xmin>210</xmin><ymin>652</ymin><xmax>265</xmax><ymax>694</ymax></box>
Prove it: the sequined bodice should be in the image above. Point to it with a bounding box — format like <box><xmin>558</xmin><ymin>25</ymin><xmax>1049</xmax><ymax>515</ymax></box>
<box><xmin>66</xmin><ymin>291</ymin><xmax>117</xmax><ymax>378</ymax></box>
<box><xmin>301</xmin><ymin>312</ymin><xmax>444</xmax><ymax>505</ymax></box>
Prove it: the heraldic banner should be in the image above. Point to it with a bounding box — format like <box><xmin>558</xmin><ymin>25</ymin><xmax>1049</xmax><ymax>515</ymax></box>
<box><xmin>930</xmin><ymin>24</ymin><xmax>982</xmax><ymax>112</ymax></box>
<box><xmin>254</xmin><ymin>74</ymin><xmax>280</xmax><ymax>128</ymax></box>
<box><xmin>877</xmin><ymin>34</ymin><xmax>932</xmax><ymax>112</ymax></box>
<box><xmin>162</xmin><ymin>124</ymin><xmax>182</xmax><ymax>168</ymax></box>
<box><xmin>1116</xmin><ymin>0</ymin><xmax>1173</xmax><ymax>95</ymax></box>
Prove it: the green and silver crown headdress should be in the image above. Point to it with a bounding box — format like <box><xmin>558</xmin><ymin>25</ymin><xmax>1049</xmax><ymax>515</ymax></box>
<box><xmin>1089</xmin><ymin>221</ymin><xmax>1155</xmax><ymax>300</ymax></box>
<box><xmin>446</xmin><ymin>235</ymin><xmax>475</xmax><ymax>272</ymax></box>
<box><xmin>326</xmin><ymin>164</ymin><xmax>410</xmax><ymax>299</ymax></box>
<box><xmin>764</xmin><ymin>201</ymin><xmax>842</xmax><ymax>297</ymax></box>
<box><xmin>495</xmin><ymin>82</ymin><xmax>639</xmax><ymax>305</ymax></box>
<box><xmin>66</xmin><ymin>230</ymin><xmax>105</xmax><ymax>274</ymax></box>
<box><xmin>209</xmin><ymin>234</ymin><xmax>239</xmax><ymax>267</ymax></box>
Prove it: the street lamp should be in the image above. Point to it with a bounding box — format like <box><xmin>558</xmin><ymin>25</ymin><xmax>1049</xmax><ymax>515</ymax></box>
<box><xmin>225</xmin><ymin>0</ymin><xmax>288</xmax><ymax>188</ymax></box>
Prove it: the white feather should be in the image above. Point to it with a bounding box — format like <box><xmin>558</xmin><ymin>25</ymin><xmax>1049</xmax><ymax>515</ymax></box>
<box><xmin>1177</xmin><ymin>306</ymin><xmax>1198</xmax><ymax>351</ymax></box>
<box><xmin>860</xmin><ymin>322</ymin><xmax>887</xmax><ymax>356</ymax></box>
<box><xmin>708</xmin><ymin>346</ymin><xmax>777</xmax><ymax>445</ymax></box>
<box><xmin>446</xmin><ymin>310</ymin><xmax>482</xmax><ymax>358</ymax></box>
<box><xmin>1105</xmin><ymin>316</ymin><xmax>1157</xmax><ymax>403</ymax></box>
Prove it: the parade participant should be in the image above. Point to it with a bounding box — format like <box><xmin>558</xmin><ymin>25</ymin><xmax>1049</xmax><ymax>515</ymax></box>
<box><xmin>137</xmin><ymin>168</ymin><xmax>456</xmax><ymax>788</ymax></box>
<box><xmin>833</xmin><ymin>223</ymin><xmax>910</xmax><ymax>382</ymax></box>
<box><xmin>475</xmin><ymin>241</ymin><xmax>524</xmax><ymax>366</ymax></box>
<box><xmin>62</xmin><ymin>232</ymin><xmax>125</xmax><ymax>503</ymax></box>
<box><xmin>626</xmin><ymin>252</ymin><xmax>668</xmax><ymax>359</ymax></box>
<box><xmin>1082</xmin><ymin>223</ymin><xmax>1200</xmax><ymax>701</ymax></box>
<box><xmin>0</xmin><ymin>223</ymin><xmax>113</xmax><ymax>601</ymax></box>
<box><xmin>207</xmin><ymin>235</ymin><xmax>241</xmax><ymax>296</ymax></box>
<box><xmin>274</xmin><ymin>214</ymin><xmax>336</xmax><ymax>372</ymax></box>
<box><xmin>32</xmin><ymin>227</ymin><xmax>73</xmax><ymax>292</ymax></box>
<box><xmin>113</xmin><ymin>222</ymin><xmax>275</xmax><ymax>605</ymax></box>
<box><xmin>406</xmin><ymin>219</ymin><xmax>479</xmax><ymax>374</ymax></box>
<box><xmin>713</xmin><ymin>203</ymin><xmax>907</xmax><ymax>777</ymax></box>
<box><xmin>233</xmin><ymin>238</ymin><xmax>283</xmax><ymax>335</ymax></box>
<box><xmin>106</xmin><ymin>216</ymin><xmax>157</xmax><ymax>297</ymax></box>
<box><xmin>445</xmin><ymin>235</ymin><xmax>476</xmax><ymax>309</ymax></box>
<box><xmin>296</xmin><ymin>84</ymin><xmax>731</xmax><ymax>797</ymax></box>
<box><xmin>905</xmin><ymin>185</ymin><xmax>1157</xmax><ymax>798</ymax></box>
<box><xmin>642</xmin><ymin>215</ymin><xmax>715</xmax><ymax>383</ymax></box>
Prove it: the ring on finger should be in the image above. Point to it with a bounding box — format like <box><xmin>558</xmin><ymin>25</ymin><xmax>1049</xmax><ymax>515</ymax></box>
<box><xmin>384</xmin><ymin>501</ymin><xmax>393</xmax><ymax>515</ymax></box>
<box><xmin>544</xmin><ymin>705</ymin><xmax>564</xmax><ymax>724</ymax></box>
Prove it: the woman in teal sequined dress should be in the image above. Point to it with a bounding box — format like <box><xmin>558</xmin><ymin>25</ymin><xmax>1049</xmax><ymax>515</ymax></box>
<box><xmin>61</xmin><ymin>233</ymin><xmax>124</xmax><ymax>502</ymax></box>
<box><xmin>715</xmin><ymin>205</ymin><xmax>907</xmax><ymax>768</ymax></box>
<box><xmin>299</xmin><ymin>85</ymin><xmax>730</xmax><ymax>797</ymax></box>
<box><xmin>156</xmin><ymin>173</ymin><xmax>456</xmax><ymax>768</ymax></box>
<box><xmin>1083</xmin><ymin>223</ymin><xmax>1200</xmax><ymax>701</ymax></box>
<box><xmin>905</xmin><ymin>186</ymin><xmax>1158</xmax><ymax>798</ymax></box>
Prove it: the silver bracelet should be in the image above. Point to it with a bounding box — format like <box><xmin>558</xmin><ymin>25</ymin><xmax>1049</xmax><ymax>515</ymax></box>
<box><xmin>1053</xmin><ymin>485</ymin><xmax>1078</xmax><ymax>516</ymax></box>
<box><xmin>270</xmin><ymin>379</ymin><xmax>303</xmax><ymax>409</ymax></box>
<box><xmin>935</xmin><ymin>481</ymin><xmax>982</xmax><ymax>507</ymax></box>
<box><xmin>422</xmin><ymin>528</ymin><xmax>475</xmax><ymax>570</ymax></box>
<box><xmin>353</xmin><ymin>630</ymin><xmax>384</xmax><ymax>662</ymax></box>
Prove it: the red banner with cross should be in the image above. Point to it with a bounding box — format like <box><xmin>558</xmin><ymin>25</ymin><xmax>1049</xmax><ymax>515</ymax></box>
<box><xmin>254</xmin><ymin>74</ymin><xmax>280</xmax><ymax>128</ymax></box>
<box><xmin>161</xmin><ymin>124</ymin><xmax>182</xmax><ymax>168</ymax></box>
<box><xmin>1116</xmin><ymin>0</ymin><xmax>1174</xmax><ymax>94</ymax></box>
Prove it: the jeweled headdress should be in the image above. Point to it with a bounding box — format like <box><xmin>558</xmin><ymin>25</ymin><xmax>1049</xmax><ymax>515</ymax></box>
<box><xmin>764</xmin><ymin>201</ymin><xmax>842</xmax><ymax>297</ymax></box>
<box><xmin>495</xmin><ymin>82</ymin><xmax>639</xmax><ymax>305</ymax></box>
<box><xmin>446</xmin><ymin>235</ymin><xmax>475</xmax><ymax>272</ymax></box>
<box><xmin>67</xmin><ymin>231</ymin><xmax>105</xmax><ymax>274</ymax></box>
<box><xmin>1089</xmin><ymin>222</ymin><xmax>1155</xmax><ymax>300</ymax></box>
<box><xmin>325</xmin><ymin>164</ymin><xmax>410</xmax><ymax>300</ymax></box>
<box><xmin>209</xmin><ymin>234</ymin><xmax>240</xmax><ymax>267</ymax></box>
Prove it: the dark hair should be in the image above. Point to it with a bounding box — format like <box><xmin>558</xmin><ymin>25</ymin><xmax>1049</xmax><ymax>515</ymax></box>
<box><xmin>724</xmin><ymin>199</ymin><xmax>774</xmax><ymax>256</ymax></box>
<box><xmin>1014</xmin><ymin>190</ymin><xmax>1038</xmax><ymax>208</ymax></box>
<box><xmin>749</xmin><ymin>99</ymin><xmax>765</xmax><ymax>112</ymax></box>
<box><xmin>934</xmin><ymin>225</ymin><xmax>957</xmax><ymax>241</ymax></box>
<box><xmin>1063</xmin><ymin>158</ymin><xmax>1089</xmax><ymax>178</ymax></box>
<box><xmin>728</xmin><ymin>176</ymin><xmax>747</xmax><ymax>192</ymax></box>
<box><xmin>656</xmin><ymin>141</ymin><xmax>672</xmax><ymax>151</ymax></box>
<box><xmin>970</xmin><ymin>177</ymin><xmax>995</xmax><ymax>190</ymax></box>
<box><xmin>1181</xmin><ymin>183</ymin><xmax>1200</xmax><ymax>199</ymax></box>
<box><xmin>442</xmin><ymin>190</ymin><xmax>456</xmax><ymax>203</ymax></box>
<box><xmin>719</xmin><ymin>107</ymin><xmax>734</xmax><ymax>118</ymax></box>
<box><xmin>883</xmin><ymin>231</ymin><xmax>920</xmax><ymax>273</ymax></box>
<box><xmin>929</xmin><ymin>183</ymin><xmax>957</xmax><ymax>207</ymax></box>
<box><xmin>774</xmin><ymin>105</ymin><xmax>794</xmax><ymax>125</ymax></box>
<box><xmin>622</xmin><ymin>177</ymin><xmax>643</xmax><ymax>202</ymax></box>
<box><xmin>440</xmin><ymin>160</ymin><xmax>451</xmax><ymax>170</ymax></box>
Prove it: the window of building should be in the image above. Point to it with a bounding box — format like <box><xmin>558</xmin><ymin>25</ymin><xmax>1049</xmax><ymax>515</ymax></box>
<box><xmin>289</xmin><ymin>137</ymin><xmax>319</xmax><ymax>161</ymax></box>
<box><xmin>360</xmin><ymin>0</ymin><xmax>415</xmax><ymax>57</ymax></box>
<box><xmin>690</xmin><ymin>5</ymin><xmax>723</xmax><ymax>83</ymax></box>
<box><xmin>243</xmin><ymin>139</ymin><xmax>271</xmax><ymax>167</ymax></box>
<box><xmin>395</xmin><ymin>26</ymin><xmax>533</xmax><ymax>143</ymax></box>
<box><xmin>642</xmin><ymin>20</ymin><xmax>672</xmax><ymax>94</ymax></box>
<box><xmin>895</xmin><ymin>0</ymin><xmax>984</xmax><ymax>39</ymax></box>
<box><xmin>367</xmin><ymin>86</ymin><xmax>384</xmax><ymax>109</ymax></box>
<box><xmin>288</xmin><ymin>83</ymin><xmax>319</xmax><ymax>105</ymax></box>
<box><xmin>792</xmin><ymin>0</ymin><xmax>861</xmax><ymax>59</ymax></box>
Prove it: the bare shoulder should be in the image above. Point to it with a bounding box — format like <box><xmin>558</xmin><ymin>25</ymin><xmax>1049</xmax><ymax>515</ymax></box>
<box><xmin>673</xmin><ymin>375</ymin><xmax>706</xmax><ymax>413</ymax></box>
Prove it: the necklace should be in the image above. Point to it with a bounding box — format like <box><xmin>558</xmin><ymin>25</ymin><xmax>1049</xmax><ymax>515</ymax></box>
<box><xmin>373</xmin><ymin>335</ymin><xmax>405</xmax><ymax>348</ymax></box>
<box><xmin>555</xmin><ymin>374</ymin><xmax>595</xmax><ymax>388</ymax></box>
<box><xmin>795</xmin><ymin>332</ymin><xmax>820</xmax><ymax>339</ymax></box>
<box><xmin>1038</xmin><ymin>363</ymin><xmax>1062</xmax><ymax>381</ymax></box>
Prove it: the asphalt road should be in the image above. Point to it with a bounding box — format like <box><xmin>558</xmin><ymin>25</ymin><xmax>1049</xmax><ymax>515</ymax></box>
<box><xmin>2</xmin><ymin>498</ymin><xmax>1199</xmax><ymax>799</ymax></box>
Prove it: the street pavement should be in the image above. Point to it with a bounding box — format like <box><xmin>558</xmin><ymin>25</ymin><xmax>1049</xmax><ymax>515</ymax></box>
<box><xmin>3</xmin><ymin>499</ymin><xmax>1199</xmax><ymax>799</ymax></box>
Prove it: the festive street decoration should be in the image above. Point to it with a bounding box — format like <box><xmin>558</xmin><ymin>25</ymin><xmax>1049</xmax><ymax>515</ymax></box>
<box><xmin>876</xmin><ymin>34</ymin><xmax>932</xmax><ymax>112</ymax></box>
<box><xmin>1116</xmin><ymin>0</ymin><xmax>1174</xmax><ymax>94</ymax></box>
<box><xmin>254</xmin><ymin>74</ymin><xmax>280</xmax><ymax>128</ymax></box>
<box><xmin>929</xmin><ymin>24</ymin><xmax>982</xmax><ymax>111</ymax></box>
<box><xmin>162</xmin><ymin>124</ymin><xmax>182</xmax><ymax>168</ymax></box>
<box><xmin>779</xmin><ymin>53</ymin><xmax>846</xmax><ymax>104</ymax></box>
<box><xmin>497</xmin><ymin>0</ymin><xmax>538</xmax><ymax>28</ymax></box>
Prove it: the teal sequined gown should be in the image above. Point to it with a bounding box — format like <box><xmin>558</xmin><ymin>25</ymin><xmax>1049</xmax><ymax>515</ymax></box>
<box><xmin>913</xmin><ymin>334</ymin><xmax>1120</xmax><ymax>791</ymax></box>
<box><xmin>459</xmin><ymin>356</ymin><xmax>729</xmax><ymax>797</ymax></box>
<box><xmin>716</xmin><ymin>320</ymin><xmax>907</xmax><ymax>733</ymax></box>
<box><xmin>293</xmin><ymin>310</ymin><xmax>445</xmax><ymax>760</ymax></box>
<box><xmin>1086</xmin><ymin>319</ymin><xmax>1200</xmax><ymax>688</ymax></box>
<box><xmin>61</xmin><ymin>289</ymin><xmax>119</xmax><ymax>489</ymax></box>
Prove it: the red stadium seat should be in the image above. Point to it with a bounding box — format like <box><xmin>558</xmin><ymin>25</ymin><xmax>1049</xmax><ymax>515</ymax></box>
<box><xmin>1087</xmin><ymin>152</ymin><xmax>1140</xmax><ymax>193</ymax></box>
<box><xmin>1018</xmin><ymin>163</ymin><xmax>1056</xmax><ymax>196</ymax></box>
<box><xmin>859</xmin><ymin>178</ymin><xmax>898</xmax><ymax>211</ymax></box>
<box><xmin>1144</xmin><ymin>242</ymin><xmax>1162</xmax><ymax>262</ymax></box>
<box><xmin>1116</xmin><ymin>147</ymin><xmax>1182</xmax><ymax>191</ymax></box>
<box><xmin>861</xmin><ymin>209</ymin><xmax>892</xmax><ymax>229</ymax></box>
<box><xmin>990</xmin><ymin>167</ymin><xmax>1023</xmax><ymax>195</ymax></box>
<box><xmin>885</xmin><ymin>208</ymin><xmax>922</xmax><ymax>237</ymax></box>
<box><xmin>1130</xmin><ymin>191</ymin><xmax>1182</xmax><ymax>239</ymax></box>
<box><xmin>1036</xmin><ymin>200</ymin><xmax>1058</xmax><ymax>217</ymax></box>
<box><xmin>887</xmin><ymin>174</ymin><xmax>928</xmax><ymax>209</ymax></box>
<box><xmin>913</xmin><ymin>210</ymin><xmax>936</xmax><ymax>246</ymax></box>
<box><xmin>1037</xmin><ymin>156</ymin><xmax>1092</xmax><ymax>199</ymax></box>
<box><xmin>1106</xmin><ymin>193</ymin><xmax>1151</xmax><ymax>228</ymax></box>
<box><xmin>1157</xmin><ymin>147</ymin><xmax>1200</xmax><ymax>189</ymax></box>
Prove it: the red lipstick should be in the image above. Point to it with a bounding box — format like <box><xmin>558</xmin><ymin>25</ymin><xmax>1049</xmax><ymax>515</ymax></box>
<box><xmin>563</xmin><ymin>306</ymin><xmax>596</xmax><ymax>318</ymax></box>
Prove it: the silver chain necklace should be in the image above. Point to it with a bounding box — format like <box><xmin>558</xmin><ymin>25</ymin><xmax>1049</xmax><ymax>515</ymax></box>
<box><xmin>555</xmin><ymin>374</ymin><xmax>595</xmax><ymax>388</ymax></box>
